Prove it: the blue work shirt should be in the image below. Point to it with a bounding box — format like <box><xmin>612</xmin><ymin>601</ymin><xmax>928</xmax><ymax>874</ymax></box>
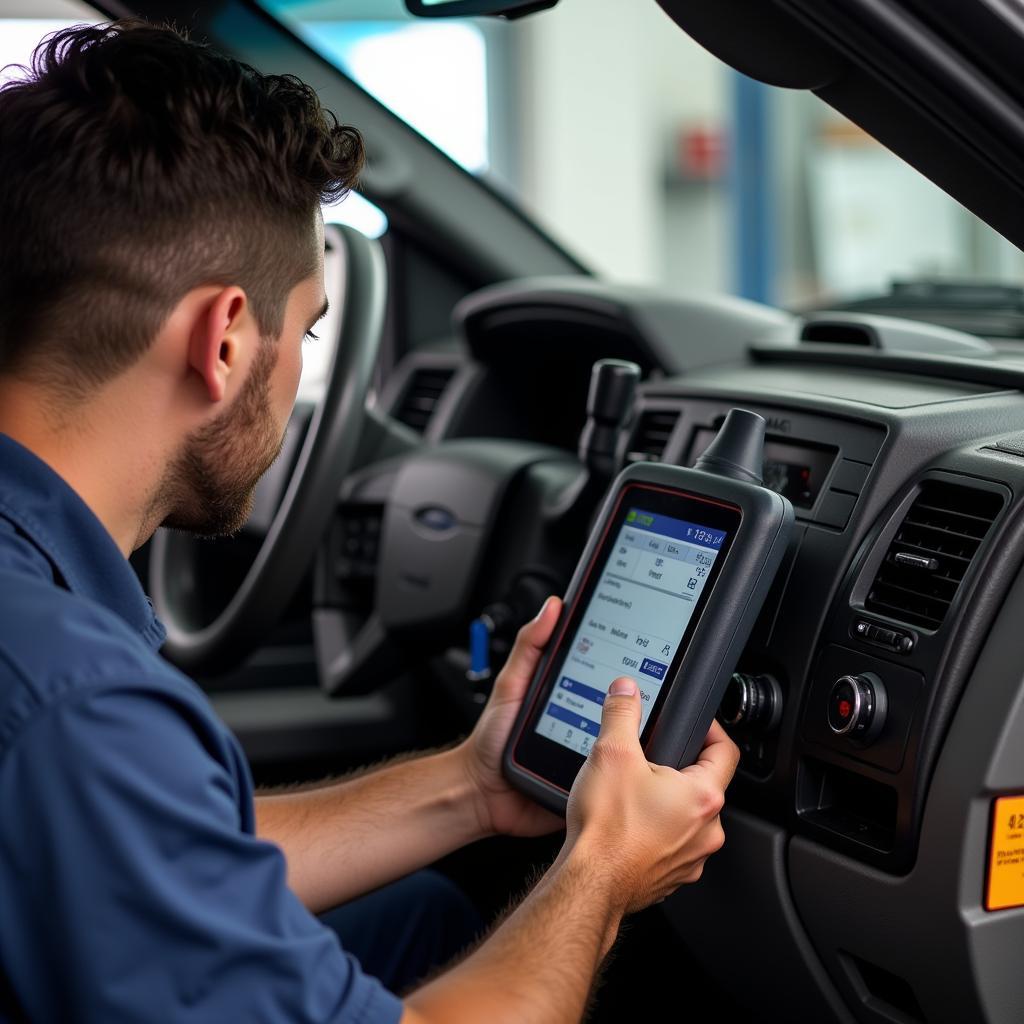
<box><xmin>0</xmin><ymin>434</ymin><xmax>403</xmax><ymax>1023</ymax></box>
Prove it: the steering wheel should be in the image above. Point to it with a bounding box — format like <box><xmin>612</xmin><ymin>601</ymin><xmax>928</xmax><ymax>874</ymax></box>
<box><xmin>310</xmin><ymin>361</ymin><xmax>637</xmax><ymax>703</ymax></box>
<box><xmin>150</xmin><ymin>223</ymin><xmax>387</xmax><ymax>674</ymax></box>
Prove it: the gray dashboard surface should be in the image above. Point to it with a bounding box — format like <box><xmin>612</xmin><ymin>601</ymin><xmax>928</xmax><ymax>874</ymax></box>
<box><xmin>394</xmin><ymin>285</ymin><xmax>1024</xmax><ymax>1022</ymax></box>
<box><xmin>683</xmin><ymin>364</ymin><xmax>1007</xmax><ymax>408</ymax></box>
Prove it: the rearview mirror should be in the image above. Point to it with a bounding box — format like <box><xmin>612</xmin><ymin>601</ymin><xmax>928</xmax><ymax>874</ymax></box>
<box><xmin>404</xmin><ymin>0</ymin><xmax>557</xmax><ymax>17</ymax></box>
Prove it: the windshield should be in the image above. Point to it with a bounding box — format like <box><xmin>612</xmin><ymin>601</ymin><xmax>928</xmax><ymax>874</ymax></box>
<box><xmin>262</xmin><ymin>0</ymin><xmax>1024</xmax><ymax>319</ymax></box>
<box><xmin>8</xmin><ymin>1</ymin><xmax>1023</xmax><ymax>326</ymax></box>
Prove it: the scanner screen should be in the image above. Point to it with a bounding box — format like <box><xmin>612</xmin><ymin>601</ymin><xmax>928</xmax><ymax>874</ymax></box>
<box><xmin>534</xmin><ymin>508</ymin><xmax>728</xmax><ymax>757</ymax></box>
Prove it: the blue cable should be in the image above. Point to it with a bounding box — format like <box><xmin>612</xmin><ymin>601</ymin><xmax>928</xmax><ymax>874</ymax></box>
<box><xmin>468</xmin><ymin>616</ymin><xmax>492</xmax><ymax>680</ymax></box>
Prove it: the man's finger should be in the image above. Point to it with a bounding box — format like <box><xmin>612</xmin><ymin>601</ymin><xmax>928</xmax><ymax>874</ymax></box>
<box><xmin>596</xmin><ymin>677</ymin><xmax>643</xmax><ymax>747</ymax></box>
<box><xmin>492</xmin><ymin>596</ymin><xmax>561</xmax><ymax>698</ymax></box>
<box><xmin>682</xmin><ymin>718</ymin><xmax>740</xmax><ymax>788</ymax></box>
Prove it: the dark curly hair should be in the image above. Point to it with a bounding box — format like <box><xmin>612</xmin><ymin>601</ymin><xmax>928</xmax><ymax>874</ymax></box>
<box><xmin>0</xmin><ymin>20</ymin><xmax>364</xmax><ymax>393</ymax></box>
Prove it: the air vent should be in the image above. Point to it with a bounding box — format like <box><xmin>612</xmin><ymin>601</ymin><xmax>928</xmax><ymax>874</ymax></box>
<box><xmin>395</xmin><ymin>367</ymin><xmax>456</xmax><ymax>433</ymax></box>
<box><xmin>800</xmin><ymin>321</ymin><xmax>875</xmax><ymax>346</ymax></box>
<box><xmin>865</xmin><ymin>480</ymin><xmax>1003</xmax><ymax>630</ymax></box>
<box><xmin>626</xmin><ymin>409</ymin><xmax>679</xmax><ymax>463</ymax></box>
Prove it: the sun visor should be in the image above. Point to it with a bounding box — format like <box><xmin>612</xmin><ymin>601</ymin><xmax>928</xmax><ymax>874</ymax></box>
<box><xmin>655</xmin><ymin>0</ymin><xmax>845</xmax><ymax>90</ymax></box>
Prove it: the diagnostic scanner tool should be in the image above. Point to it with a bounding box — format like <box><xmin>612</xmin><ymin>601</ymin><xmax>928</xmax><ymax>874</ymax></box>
<box><xmin>503</xmin><ymin>409</ymin><xmax>794</xmax><ymax>814</ymax></box>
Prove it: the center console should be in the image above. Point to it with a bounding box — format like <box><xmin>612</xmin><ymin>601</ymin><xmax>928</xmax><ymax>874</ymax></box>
<box><xmin>626</xmin><ymin>366</ymin><xmax>1024</xmax><ymax>873</ymax></box>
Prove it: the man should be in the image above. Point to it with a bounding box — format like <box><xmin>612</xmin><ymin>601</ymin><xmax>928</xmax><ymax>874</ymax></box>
<box><xmin>0</xmin><ymin>20</ymin><xmax>738</xmax><ymax>1023</ymax></box>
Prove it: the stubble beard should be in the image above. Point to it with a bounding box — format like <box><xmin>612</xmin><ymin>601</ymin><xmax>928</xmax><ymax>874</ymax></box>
<box><xmin>159</xmin><ymin>340</ymin><xmax>285</xmax><ymax>538</ymax></box>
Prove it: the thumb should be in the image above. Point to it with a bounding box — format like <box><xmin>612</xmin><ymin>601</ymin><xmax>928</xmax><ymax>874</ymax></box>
<box><xmin>597</xmin><ymin>677</ymin><xmax>643</xmax><ymax>746</ymax></box>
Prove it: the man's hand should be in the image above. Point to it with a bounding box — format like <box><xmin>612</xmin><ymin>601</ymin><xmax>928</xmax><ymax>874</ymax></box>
<box><xmin>458</xmin><ymin>596</ymin><xmax>565</xmax><ymax>839</ymax></box>
<box><xmin>565</xmin><ymin>676</ymin><xmax>739</xmax><ymax>916</ymax></box>
<box><xmin>257</xmin><ymin>596</ymin><xmax>565</xmax><ymax>910</ymax></box>
<box><xmin>404</xmin><ymin>665</ymin><xmax>741</xmax><ymax>1024</ymax></box>
<box><xmin>404</xmin><ymin>674</ymin><xmax>739</xmax><ymax>1024</ymax></box>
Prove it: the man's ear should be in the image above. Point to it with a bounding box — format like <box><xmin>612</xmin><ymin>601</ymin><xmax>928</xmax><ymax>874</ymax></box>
<box><xmin>188</xmin><ymin>286</ymin><xmax>251</xmax><ymax>403</ymax></box>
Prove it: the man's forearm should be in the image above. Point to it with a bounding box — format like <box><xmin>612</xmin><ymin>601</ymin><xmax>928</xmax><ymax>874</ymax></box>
<box><xmin>255</xmin><ymin>747</ymin><xmax>488</xmax><ymax>913</ymax></box>
<box><xmin>404</xmin><ymin>836</ymin><xmax>621</xmax><ymax>1024</ymax></box>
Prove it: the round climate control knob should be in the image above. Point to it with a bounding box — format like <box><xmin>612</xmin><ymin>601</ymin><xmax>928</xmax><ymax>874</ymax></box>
<box><xmin>719</xmin><ymin>672</ymin><xmax>782</xmax><ymax>733</ymax></box>
<box><xmin>827</xmin><ymin>672</ymin><xmax>886</xmax><ymax>743</ymax></box>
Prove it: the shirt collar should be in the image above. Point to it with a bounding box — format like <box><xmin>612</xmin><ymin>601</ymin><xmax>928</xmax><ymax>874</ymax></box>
<box><xmin>0</xmin><ymin>433</ymin><xmax>166</xmax><ymax>650</ymax></box>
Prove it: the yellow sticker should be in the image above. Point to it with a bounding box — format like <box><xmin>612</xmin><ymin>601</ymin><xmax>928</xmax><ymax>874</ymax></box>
<box><xmin>986</xmin><ymin>796</ymin><xmax>1024</xmax><ymax>911</ymax></box>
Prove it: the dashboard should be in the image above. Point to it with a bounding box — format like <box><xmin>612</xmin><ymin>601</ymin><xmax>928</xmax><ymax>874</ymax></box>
<box><xmin>374</xmin><ymin>278</ymin><xmax>1024</xmax><ymax>1024</ymax></box>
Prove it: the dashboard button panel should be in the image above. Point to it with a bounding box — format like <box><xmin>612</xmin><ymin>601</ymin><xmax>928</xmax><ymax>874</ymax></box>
<box><xmin>851</xmin><ymin>616</ymin><xmax>916</xmax><ymax>654</ymax></box>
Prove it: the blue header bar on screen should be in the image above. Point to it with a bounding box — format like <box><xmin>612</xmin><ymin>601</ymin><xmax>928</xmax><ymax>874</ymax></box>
<box><xmin>625</xmin><ymin>508</ymin><xmax>727</xmax><ymax>549</ymax></box>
